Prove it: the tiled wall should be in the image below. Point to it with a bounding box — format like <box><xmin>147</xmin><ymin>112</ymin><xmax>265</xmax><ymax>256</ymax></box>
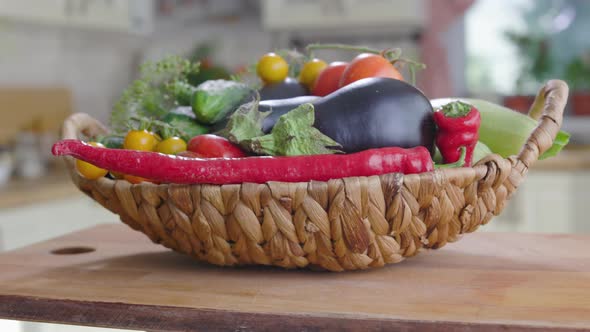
<box><xmin>0</xmin><ymin>22</ymin><xmax>143</xmax><ymax>124</ymax></box>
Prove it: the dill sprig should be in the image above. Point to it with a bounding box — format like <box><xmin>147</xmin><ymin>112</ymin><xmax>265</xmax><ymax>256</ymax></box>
<box><xmin>110</xmin><ymin>55</ymin><xmax>200</xmax><ymax>133</ymax></box>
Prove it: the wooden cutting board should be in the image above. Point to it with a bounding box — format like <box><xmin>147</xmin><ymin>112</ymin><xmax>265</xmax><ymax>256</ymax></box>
<box><xmin>0</xmin><ymin>224</ymin><xmax>589</xmax><ymax>332</ymax></box>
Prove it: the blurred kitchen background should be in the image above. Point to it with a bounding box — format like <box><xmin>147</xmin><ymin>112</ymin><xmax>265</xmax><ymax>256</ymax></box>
<box><xmin>1</xmin><ymin>0</ymin><xmax>590</xmax><ymax>331</ymax></box>
<box><xmin>3</xmin><ymin>0</ymin><xmax>590</xmax><ymax>244</ymax></box>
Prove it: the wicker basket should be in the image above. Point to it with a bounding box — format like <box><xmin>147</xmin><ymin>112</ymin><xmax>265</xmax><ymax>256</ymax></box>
<box><xmin>59</xmin><ymin>80</ymin><xmax>568</xmax><ymax>271</ymax></box>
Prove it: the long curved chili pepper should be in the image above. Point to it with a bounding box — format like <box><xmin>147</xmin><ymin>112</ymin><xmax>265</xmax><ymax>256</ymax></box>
<box><xmin>52</xmin><ymin>139</ymin><xmax>434</xmax><ymax>184</ymax></box>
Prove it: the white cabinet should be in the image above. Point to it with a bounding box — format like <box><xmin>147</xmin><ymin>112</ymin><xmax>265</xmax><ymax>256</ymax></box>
<box><xmin>0</xmin><ymin>0</ymin><xmax>154</xmax><ymax>34</ymax></box>
<box><xmin>482</xmin><ymin>170</ymin><xmax>590</xmax><ymax>234</ymax></box>
<box><xmin>0</xmin><ymin>0</ymin><xmax>65</xmax><ymax>24</ymax></box>
<box><xmin>261</xmin><ymin>0</ymin><xmax>425</xmax><ymax>32</ymax></box>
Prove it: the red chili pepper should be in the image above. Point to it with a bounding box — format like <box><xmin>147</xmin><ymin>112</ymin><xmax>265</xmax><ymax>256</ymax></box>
<box><xmin>433</xmin><ymin>101</ymin><xmax>481</xmax><ymax>167</ymax></box>
<box><xmin>52</xmin><ymin>139</ymin><xmax>433</xmax><ymax>185</ymax></box>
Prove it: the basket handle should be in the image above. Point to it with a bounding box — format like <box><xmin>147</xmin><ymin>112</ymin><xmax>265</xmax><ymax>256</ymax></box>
<box><xmin>517</xmin><ymin>80</ymin><xmax>569</xmax><ymax>168</ymax></box>
<box><xmin>60</xmin><ymin>113</ymin><xmax>109</xmax><ymax>169</ymax></box>
<box><xmin>62</xmin><ymin>112</ymin><xmax>109</xmax><ymax>140</ymax></box>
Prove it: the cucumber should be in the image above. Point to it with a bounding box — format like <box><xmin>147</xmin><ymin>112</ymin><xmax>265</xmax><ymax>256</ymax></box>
<box><xmin>191</xmin><ymin>79</ymin><xmax>253</xmax><ymax>124</ymax></box>
<box><xmin>98</xmin><ymin>135</ymin><xmax>124</xmax><ymax>149</ymax></box>
<box><xmin>162</xmin><ymin>107</ymin><xmax>209</xmax><ymax>141</ymax></box>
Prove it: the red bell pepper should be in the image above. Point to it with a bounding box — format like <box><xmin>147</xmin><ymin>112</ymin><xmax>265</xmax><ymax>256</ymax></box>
<box><xmin>52</xmin><ymin>139</ymin><xmax>433</xmax><ymax>185</ymax></box>
<box><xmin>433</xmin><ymin>101</ymin><xmax>481</xmax><ymax>167</ymax></box>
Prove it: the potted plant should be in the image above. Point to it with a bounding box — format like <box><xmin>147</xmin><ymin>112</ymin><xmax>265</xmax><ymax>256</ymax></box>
<box><xmin>564</xmin><ymin>52</ymin><xmax>590</xmax><ymax>116</ymax></box>
<box><xmin>185</xmin><ymin>41</ymin><xmax>232</xmax><ymax>86</ymax></box>
<box><xmin>503</xmin><ymin>31</ymin><xmax>554</xmax><ymax>113</ymax></box>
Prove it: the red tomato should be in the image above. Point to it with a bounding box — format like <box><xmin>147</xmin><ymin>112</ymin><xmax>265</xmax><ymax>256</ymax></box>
<box><xmin>339</xmin><ymin>53</ymin><xmax>404</xmax><ymax>88</ymax></box>
<box><xmin>311</xmin><ymin>61</ymin><xmax>348</xmax><ymax>97</ymax></box>
<box><xmin>187</xmin><ymin>134</ymin><xmax>247</xmax><ymax>158</ymax></box>
<box><xmin>177</xmin><ymin>151</ymin><xmax>203</xmax><ymax>158</ymax></box>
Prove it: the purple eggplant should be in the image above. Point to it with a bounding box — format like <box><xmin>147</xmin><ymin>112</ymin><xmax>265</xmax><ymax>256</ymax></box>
<box><xmin>261</xmin><ymin>77</ymin><xmax>436</xmax><ymax>154</ymax></box>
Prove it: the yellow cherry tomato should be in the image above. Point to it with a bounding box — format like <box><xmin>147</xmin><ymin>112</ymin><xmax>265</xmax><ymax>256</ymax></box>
<box><xmin>299</xmin><ymin>58</ymin><xmax>327</xmax><ymax>89</ymax></box>
<box><xmin>76</xmin><ymin>142</ymin><xmax>108</xmax><ymax>180</ymax></box>
<box><xmin>123</xmin><ymin>129</ymin><xmax>159</xmax><ymax>151</ymax></box>
<box><xmin>256</xmin><ymin>53</ymin><xmax>289</xmax><ymax>84</ymax></box>
<box><xmin>156</xmin><ymin>137</ymin><xmax>187</xmax><ymax>155</ymax></box>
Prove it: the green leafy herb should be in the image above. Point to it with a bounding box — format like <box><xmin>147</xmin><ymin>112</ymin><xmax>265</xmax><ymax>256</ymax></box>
<box><xmin>220</xmin><ymin>101</ymin><xmax>341</xmax><ymax>156</ymax></box>
<box><xmin>110</xmin><ymin>55</ymin><xmax>200</xmax><ymax>133</ymax></box>
<box><xmin>247</xmin><ymin>103</ymin><xmax>342</xmax><ymax>156</ymax></box>
<box><xmin>165</xmin><ymin>80</ymin><xmax>198</xmax><ymax>106</ymax></box>
<box><xmin>126</xmin><ymin>115</ymin><xmax>193</xmax><ymax>140</ymax></box>
<box><xmin>219</xmin><ymin>98</ymin><xmax>267</xmax><ymax>145</ymax></box>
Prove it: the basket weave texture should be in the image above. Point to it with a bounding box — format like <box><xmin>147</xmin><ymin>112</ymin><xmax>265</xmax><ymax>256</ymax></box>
<box><xmin>60</xmin><ymin>80</ymin><xmax>568</xmax><ymax>271</ymax></box>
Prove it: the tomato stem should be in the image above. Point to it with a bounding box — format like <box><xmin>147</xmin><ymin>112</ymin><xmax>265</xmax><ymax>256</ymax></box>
<box><xmin>128</xmin><ymin>115</ymin><xmax>187</xmax><ymax>140</ymax></box>
<box><xmin>389</xmin><ymin>56</ymin><xmax>426</xmax><ymax>86</ymax></box>
<box><xmin>380</xmin><ymin>48</ymin><xmax>402</xmax><ymax>61</ymax></box>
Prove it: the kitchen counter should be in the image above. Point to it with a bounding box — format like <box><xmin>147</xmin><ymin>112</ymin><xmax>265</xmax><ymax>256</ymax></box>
<box><xmin>532</xmin><ymin>147</ymin><xmax>590</xmax><ymax>171</ymax></box>
<box><xmin>0</xmin><ymin>167</ymin><xmax>81</xmax><ymax>210</ymax></box>
<box><xmin>0</xmin><ymin>224</ymin><xmax>588</xmax><ymax>331</ymax></box>
<box><xmin>0</xmin><ymin>166</ymin><xmax>115</xmax><ymax>252</ymax></box>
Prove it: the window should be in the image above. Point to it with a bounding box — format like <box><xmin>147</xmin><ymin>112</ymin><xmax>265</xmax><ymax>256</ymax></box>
<box><xmin>466</xmin><ymin>0</ymin><xmax>589</xmax><ymax>95</ymax></box>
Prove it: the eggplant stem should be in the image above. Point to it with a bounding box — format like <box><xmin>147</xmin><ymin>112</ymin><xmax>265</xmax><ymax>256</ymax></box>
<box><xmin>435</xmin><ymin>147</ymin><xmax>467</xmax><ymax>169</ymax></box>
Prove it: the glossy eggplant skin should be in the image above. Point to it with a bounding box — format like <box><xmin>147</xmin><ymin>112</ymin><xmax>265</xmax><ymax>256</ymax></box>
<box><xmin>258</xmin><ymin>77</ymin><xmax>308</xmax><ymax>100</ymax></box>
<box><xmin>262</xmin><ymin>77</ymin><xmax>436</xmax><ymax>154</ymax></box>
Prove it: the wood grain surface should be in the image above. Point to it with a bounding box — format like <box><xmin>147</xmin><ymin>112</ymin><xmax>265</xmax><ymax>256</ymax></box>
<box><xmin>0</xmin><ymin>224</ymin><xmax>589</xmax><ymax>331</ymax></box>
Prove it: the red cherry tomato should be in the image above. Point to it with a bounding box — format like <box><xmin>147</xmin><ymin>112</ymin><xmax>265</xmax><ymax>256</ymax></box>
<box><xmin>339</xmin><ymin>53</ymin><xmax>404</xmax><ymax>88</ymax></box>
<box><xmin>187</xmin><ymin>134</ymin><xmax>247</xmax><ymax>158</ymax></box>
<box><xmin>311</xmin><ymin>61</ymin><xmax>348</xmax><ymax>97</ymax></box>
